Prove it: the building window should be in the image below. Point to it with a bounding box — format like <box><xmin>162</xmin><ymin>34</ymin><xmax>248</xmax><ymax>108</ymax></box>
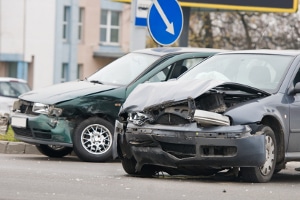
<box><xmin>63</xmin><ymin>6</ymin><xmax>70</xmax><ymax>41</ymax></box>
<box><xmin>77</xmin><ymin>64</ymin><xmax>83</xmax><ymax>80</ymax></box>
<box><xmin>7</xmin><ymin>62</ymin><xmax>18</xmax><ymax>78</ymax></box>
<box><xmin>100</xmin><ymin>10</ymin><xmax>120</xmax><ymax>45</ymax></box>
<box><xmin>78</xmin><ymin>8</ymin><xmax>84</xmax><ymax>42</ymax></box>
<box><xmin>61</xmin><ymin>63</ymin><xmax>69</xmax><ymax>82</ymax></box>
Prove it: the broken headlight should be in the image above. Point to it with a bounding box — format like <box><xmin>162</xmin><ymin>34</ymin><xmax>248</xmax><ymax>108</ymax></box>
<box><xmin>128</xmin><ymin>112</ymin><xmax>152</xmax><ymax>126</ymax></box>
<box><xmin>32</xmin><ymin>103</ymin><xmax>49</xmax><ymax>114</ymax></box>
<box><xmin>32</xmin><ymin>103</ymin><xmax>62</xmax><ymax>117</ymax></box>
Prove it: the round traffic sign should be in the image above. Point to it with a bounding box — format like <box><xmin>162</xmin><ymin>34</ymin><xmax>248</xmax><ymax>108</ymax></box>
<box><xmin>147</xmin><ymin>0</ymin><xmax>183</xmax><ymax>46</ymax></box>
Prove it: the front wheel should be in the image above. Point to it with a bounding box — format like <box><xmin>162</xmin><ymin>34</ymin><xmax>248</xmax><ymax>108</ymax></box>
<box><xmin>121</xmin><ymin>157</ymin><xmax>157</xmax><ymax>177</ymax></box>
<box><xmin>121</xmin><ymin>157</ymin><xmax>137</xmax><ymax>175</ymax></box>
<box><xmin>36</xmin><ymin>144</ymin><xmax>73</xmax><ymax>158</ymax></box>
<box><xmin>240</xmin><ymin>125</ymin><xmax>277</xmax><ymax>183</ymax></box>
<box><xmin>72</xmin><ymin>117</ymin><xmax>114</xmax><ymax>162</ymax></box>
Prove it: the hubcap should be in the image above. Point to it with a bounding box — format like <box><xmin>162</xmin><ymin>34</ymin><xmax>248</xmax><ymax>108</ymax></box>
<box><xmin>260</xmin><ymin>135</ymin><xmax>275</xmax><ymax>176</ymax></box>
<box><xmin>81</xmin><ymin>124</ymin><xmax>112</xmax><ymax>155</ymax></box>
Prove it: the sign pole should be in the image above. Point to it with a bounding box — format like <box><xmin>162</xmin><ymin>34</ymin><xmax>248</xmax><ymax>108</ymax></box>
<box><xmin>178</xmin><ymin>6</ymin><xmax>190</xmax><ymax>47</ymax></box>
<box><xmin>130</xmin><ymin>0</ymin><xmax>147</xmax><ymax>51</ymax></box>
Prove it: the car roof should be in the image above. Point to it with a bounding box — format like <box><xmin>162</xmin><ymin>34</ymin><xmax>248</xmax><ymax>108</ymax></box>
<box><xmin>218</xmin><ymin>49</ymin><xmax>300</xmax><ymax>56</ymax></box>
<box><xmin>133</xmin><ymin>47</ymin><xmax>229</xmax><ymax>56</ymax></box>
<box><xmin>0</xmin><ymin>77</ymin><xmax>27</xmax><ymax>83</ymax></box>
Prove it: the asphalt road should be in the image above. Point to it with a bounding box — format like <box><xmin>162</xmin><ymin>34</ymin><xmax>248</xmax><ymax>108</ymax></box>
<box><xmin>1</xmin><ymin>154</ymin><xmax>300</xmax><ymax>200</ymax></box>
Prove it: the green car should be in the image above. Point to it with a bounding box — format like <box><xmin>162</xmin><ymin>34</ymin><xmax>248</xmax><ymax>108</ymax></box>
<box><xmin>10</xmin><ymin>47</ymin><xmax>225</xmax><ymax>162</ymax></box>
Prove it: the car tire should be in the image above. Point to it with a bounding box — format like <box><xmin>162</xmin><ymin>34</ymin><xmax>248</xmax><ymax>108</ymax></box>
<box><xmin>139</xmin><ymin>165</ymin><xmax>158</xmax><ymax>177</ymax></box>
<box><xmin>273</xmin><ymin>168</ymin><xmax>282</xmax><ymax>174</ymax></box>
<box><xmin>72</xmin><ymin>117</ymin><xmax>114</xmax><ymax>162</ymax></box>
<box><xmin>121</xmin><ymin>157</ymin><xmax>137</xmax><ymax>175</ymax></box>
<box><xmin>240</xmin><ymin>125</ymin><xmax>277</xmax><ymax>183</ymax></box>
<box><xmin>121</xmin><ymin>157</ymin><xmax>157</xmax><ymax>177</ymax></box>
<box><xmin>36</xmin><ymin>144</ymin><xmax>73</xmax><ymax>158</ymax></box>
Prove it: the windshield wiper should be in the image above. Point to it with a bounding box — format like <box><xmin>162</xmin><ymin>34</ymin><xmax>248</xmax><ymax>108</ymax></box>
<box><xmin>89</xmin><ymin>80</ymin><xmax>103</xmax><ymax>84</ymax></box>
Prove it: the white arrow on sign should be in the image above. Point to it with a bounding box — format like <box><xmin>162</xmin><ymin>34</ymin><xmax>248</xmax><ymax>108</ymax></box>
<box><xmin>153</xmin><ymin>0</ymin><xmax>174</xmax><ymax>35</ymax></box>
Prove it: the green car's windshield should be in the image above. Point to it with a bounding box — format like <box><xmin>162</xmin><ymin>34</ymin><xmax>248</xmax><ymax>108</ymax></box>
<box><xmin>179</xmin><ymin>53</ymin><xmax>294</xmax><ymax>93</ymax></box>
<box><xmin>87</xmin><ymin>52</ymin><xmax>159</xmax><ymax>86</ymax></box>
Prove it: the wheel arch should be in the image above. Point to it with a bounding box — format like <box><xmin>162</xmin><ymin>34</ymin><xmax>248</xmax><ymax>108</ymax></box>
<box><xmin>261</xmin><ymin>115</ymin><xmax>285</xmax><ymax>166</ymax></box>
<box><xmin>94</xmin><ymin>113</ymin><xmax>116</xmax><ymax>126</ymax></box>
<box><xmin>71</xmin><ymin>112</ymin><xmax>116</xmax><ymax>130</ymax></box>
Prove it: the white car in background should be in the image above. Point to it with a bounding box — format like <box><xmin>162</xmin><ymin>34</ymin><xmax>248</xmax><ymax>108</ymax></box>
<box><xmin>0</xmin><ymin>77</ymin><xmax>30</xmax><ymax>134</ymax></box>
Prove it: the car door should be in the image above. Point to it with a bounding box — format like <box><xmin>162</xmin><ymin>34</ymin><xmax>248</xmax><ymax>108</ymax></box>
<box><xmin>287</xmin><ymin>68</ymin><xmax>300</xmax><ymax>152</ymax></box>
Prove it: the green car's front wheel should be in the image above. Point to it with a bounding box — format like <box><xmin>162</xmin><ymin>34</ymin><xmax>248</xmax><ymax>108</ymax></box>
<box><xmin>73</xmin><ymin>117</ymin><xmax>114</xmax><ymax>162</ymax></box>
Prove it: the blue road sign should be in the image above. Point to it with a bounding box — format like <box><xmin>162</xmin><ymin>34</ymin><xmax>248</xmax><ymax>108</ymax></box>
<box><xmin>147</xmin><ymin>0</ymin><xmax>183</xmax><ymax>46</ymax></box>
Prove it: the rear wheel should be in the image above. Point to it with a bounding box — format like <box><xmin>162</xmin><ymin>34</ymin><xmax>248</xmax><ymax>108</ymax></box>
<box><xmin>36</xmin><ymin>144</ymin><xmax>73</xmax><ymax>158</ymax></box>
<box><xmin>240</xmin><ymin>125</ymin><xmax>277</xmax><ymax>183</ymax></box>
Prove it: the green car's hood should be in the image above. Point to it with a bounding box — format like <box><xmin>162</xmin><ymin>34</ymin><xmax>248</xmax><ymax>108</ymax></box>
<box><xmin>19</xmin><ymin>80</ymin><xmax>119</xmax><ymax>104</ymax></box>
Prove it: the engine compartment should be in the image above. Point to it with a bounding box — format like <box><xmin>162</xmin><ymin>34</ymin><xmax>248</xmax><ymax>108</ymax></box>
<box><xmin>142</xmin><ymin>89</ymin><xmax>263</xmax><ymax>126</ymax></box>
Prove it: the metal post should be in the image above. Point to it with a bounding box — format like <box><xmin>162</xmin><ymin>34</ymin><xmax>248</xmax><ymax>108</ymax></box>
<box><xmin>178</xmin><ymin>6</ymin><xmax>190</xmax><ymax>47</ymax></box>
<box><xmin>130</xmin><ymin>0</ymin><xmax>147</xmax><ymax>51</ymax></box>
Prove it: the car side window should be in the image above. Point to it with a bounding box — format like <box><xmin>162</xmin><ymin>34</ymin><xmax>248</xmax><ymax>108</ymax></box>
<box><xmin>147</xmin><ymin>57</ymin><xmax>205</xmax><ymax>83</ymax></box>
<box><xmin>148</xmin><ymin>65</ymin><xmax>172</xmax><ymax>82</ymax></box>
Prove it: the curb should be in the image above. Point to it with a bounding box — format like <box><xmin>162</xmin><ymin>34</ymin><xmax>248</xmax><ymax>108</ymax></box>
<box><xmin>0</xmin><ymin>141</ymin><xmax>41</xmax><ymax>155</ymax></box>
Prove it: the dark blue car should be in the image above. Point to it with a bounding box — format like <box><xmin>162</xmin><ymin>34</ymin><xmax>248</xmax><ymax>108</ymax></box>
<box><xmin>115</xmin><ymin>50</ymin><xmax>300</xmax><ymax>183</ymax></box>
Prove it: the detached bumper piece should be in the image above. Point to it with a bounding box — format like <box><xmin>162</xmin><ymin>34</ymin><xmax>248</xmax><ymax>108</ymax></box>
<box><xmin>194</xmin><ymin>109</ymin><xmax>230</xmax><ymax>126</ymax></box>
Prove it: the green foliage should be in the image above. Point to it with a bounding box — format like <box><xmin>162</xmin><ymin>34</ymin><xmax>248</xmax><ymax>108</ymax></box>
<box><xmin>0</xmin><ymin>126</ymin><xmax>18</xmax><ymax>142</ymax></box>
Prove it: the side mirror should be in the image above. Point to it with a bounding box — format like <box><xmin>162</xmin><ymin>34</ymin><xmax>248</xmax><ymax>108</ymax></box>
<box><xmin>294</xmin><ymin>82</ymin><xmax>300</xmax><ymax>94</ymax></box>
<box><xmin>289</xmin><ymin>82</ymin><xmax>300</xmax><ymax>95</ymax></box>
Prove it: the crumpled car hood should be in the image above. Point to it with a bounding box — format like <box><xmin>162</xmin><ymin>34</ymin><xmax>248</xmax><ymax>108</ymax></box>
<box><xmin>19</xmin><ymin>80</ymin><xmax>118</xmax><ymax>104</ymax></box>
<box><xmin>120</xmin><ymin>79</ymin><xmax>270</xmax><ymax>114</ymax></box>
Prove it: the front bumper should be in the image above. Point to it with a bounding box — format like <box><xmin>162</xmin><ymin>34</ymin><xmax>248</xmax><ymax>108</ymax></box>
<box><xmin>10</xmin><ymin>113</ymin><xmax>73</xmax><ymax>147</ymax></box>
<box><xmin>115</xmin><ymin>120</ymin><xmax>266</xmax><ymax>171</ymax></box>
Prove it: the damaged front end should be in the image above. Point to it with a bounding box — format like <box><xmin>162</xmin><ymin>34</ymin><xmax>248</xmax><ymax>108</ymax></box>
<box><xmin>116</xmin><ymin>79</ymin><xmax>270</xmax><ymax>175</ymax></box>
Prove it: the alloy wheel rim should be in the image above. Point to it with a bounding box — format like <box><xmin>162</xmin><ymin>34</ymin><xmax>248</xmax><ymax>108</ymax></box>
<box><xmin>260</xmin><ymin>135</ymin><xmax>275</xmax><ymax>176</ymax></box>
<box><xmin>81</xmin><ymin>124</ymin><xmax>112</xmax><ymax>155</ymax></box>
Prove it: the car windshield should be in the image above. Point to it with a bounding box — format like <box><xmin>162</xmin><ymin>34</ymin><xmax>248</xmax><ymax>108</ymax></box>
<box><xmin>0</xmin><ymin>81</ymin><xmax>30</xmax><ymax>98</ymax></box>
<box><xmin>179</xmin><ymin>53</ymin><xmax>294</xmax><ymax>93</ymax></box>
<box><xmin>87</xmin><ymin>52</ymin><xmax>159</xmax><ymax>86</ymax></box>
